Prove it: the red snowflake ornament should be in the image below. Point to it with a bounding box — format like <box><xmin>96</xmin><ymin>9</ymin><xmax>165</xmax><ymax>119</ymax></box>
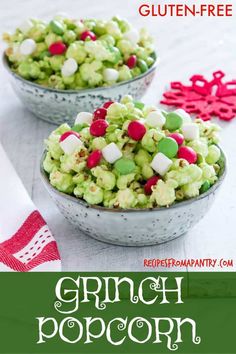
<box><xmin>161</xmin><ymin>71</ymin><xmax>236</xmax><ymax>121</ymax></box>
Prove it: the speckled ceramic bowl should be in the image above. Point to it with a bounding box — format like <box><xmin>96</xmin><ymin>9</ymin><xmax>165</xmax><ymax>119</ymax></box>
<box><xmin>40</xmin><ymin>148</ymin><xmax>226</xmax><ymax>246</ymax></box>
<box><xmin>3</xmin><ymin>54</ymin><xmax>158</xmax><ymax>126</ymax></box>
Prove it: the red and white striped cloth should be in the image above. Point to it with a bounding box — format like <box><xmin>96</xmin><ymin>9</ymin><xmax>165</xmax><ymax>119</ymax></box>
<box><xmin>0</xmin><ymin>143</ymin><xmax>61</xmax><ymax>271</ymax></box>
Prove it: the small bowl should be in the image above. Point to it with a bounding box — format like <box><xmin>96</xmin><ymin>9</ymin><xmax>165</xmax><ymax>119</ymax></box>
<box><xmin>3</xmin><ymin>54</ymin><xmax>158</xmax><ymax>126</ymax></box>
<box><xmin>40</xmin><ymin>148</ymin><xmax>226</xmax><ymax>246</ymax></box>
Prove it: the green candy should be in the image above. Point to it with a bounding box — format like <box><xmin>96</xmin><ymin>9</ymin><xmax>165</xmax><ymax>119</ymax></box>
<box><xmin>137</xmin><ymin>59</ymin><xmax>148</xmax><ymax>73</ymax></box>
<box><xmin>200</xmin><ymin>181</ymin><xmax>211</xmax><ymax>194</ymax></box>
<box><xmin>134</xmin><ymin>101</ymin><xmax>145</xmax><ymax>110</ymax></box>
<box><xmin>165</xmin><ymin>112</ymin><xmax>183</xmax><ymax>131</ymax></box>
<box><xmin>50</xmin><ymin>20</ymin><xmax>65</xmax><ymax>35</ymax></box>
<box><xmin>158</xmin><ymin>137</ymin><xmax>178</xmax><ymax>158</ymax></box>
<box><xmin>115</xmin><ymin>158</ymin><xmax>136</xmax><ymax>175</ymax></box>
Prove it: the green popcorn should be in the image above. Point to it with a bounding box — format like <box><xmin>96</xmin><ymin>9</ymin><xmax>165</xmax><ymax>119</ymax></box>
<box><xmin>66</xmin><ymin>42</ymin><xmax>87</xmax><ymax>64</ymax></box>
<box><xmin>141</xmin><ymin>129</ymin><xmax>165</xmax><ymax>153</ymax></box>
<box><xmin>48</xmin><ymin>55</ymin><xmax>65</xmax><ymax>71</ymax></box>
<box><xmin>91</xmin><ymin>137</ymin><xmax>107</xmax><ymax>150</ymax></box>
<box><xmin>43</xmin><ymin>152</ymin><xmax>60</xmax><ymax>174</ymax></box>
<box><xmin>182</xmin><ymin>181</ymin><xmax>202</xmax><ymax>199</ymax></box>
<box><xmin>99</xmin><ymin>34</ymin><xmax>115</xmax><ymax>46</ymax></box>
<box><xmin>84</xmin><ymin>40</ymin><xmax>113</xmax><ymax>61</ymax></box>
<box><xmin>60</xmin><ymin>147</ymin><xmax>88</xmax><ymax>173</ymax></box>
<box><xmin>93</xmin><ymin>20</ymin><xmax>107</xmax><ymax>36</ymax></box>
<box><xmin>84</xmin><ymin>182</ymin><xmax>104</xmax><ymax>205</ymax></box>
<box><xmin>112</xmin><ymin>16</ymin><xmax>131</xmax><ymax>33</ymax></box>
<box><xmin>73</xmin><ymin>173</ymin><xmax>91</xmax><ymax>197</ymax></box>
<box><xmin>134</xmin><ymin>149</ymin><xmax>152</xmax><ymax>166</ymax></box>
<box><xmin>117</xmin><ymin>39</ymin><xmax>135</xmax><ymax>56</ymax></box>
<box><xmin>92</xmin><ymin>166</ymin><xmax>116</xmax><ymax>191</ymax></box>
<box><xmin>49</xmin><ymin>170</ymin><xmax>74</xmax><ymax>193</ymax></box>
<box><xmin>103</xmin><ymin>190</ymin><xmax>116</xmax><ymax>207</ymax></box>
<box><xmin>18</xmin><ymin>61</ymin><xmax>31</xmax><ymax>78</ymax></box>
<box><xmin>188</xmin><ymin>139</ymin><xmax>209</xmax><ymax>158</ymax></box>
<box><xmin>45</xmin><ymin>32</ymin><xmax>62</xmax><ymax>46</ymax></box>
<box><xmin>107</xmin><ymin>46</ymin><xmax>121</xmax><ymax>64</ymax></box>
<box><xmin>151</xmin><ymin>180</ymin><xmax>177</xmax><ymax>207</ymax></box>
<box><xmin>199</xmin><ymin>162</ymin><xmax>217</xmax><ymax>184</ymax></box>
<box><xmin>196</xmin><ymin>119</ymin><xmax>220</xmax><ymax>144</ymax></box>
<box><xmin>105</xmin><ymin>20</ymin><xmax>122</xmax><ymax>39</ymax></box>
<box><xmin>48</xmin><ymin>75</ymin><xmax>65</xmax><ymax>89</ymax></box>
<box><xmin>137</xmin><ymin>193</ymin><xmax>148</xmax><ymax>207</ymax></box>
<box><xmin>79</xmin><ymin>60</ymin><xmax>103</xmax><ymax>87</ymax></box>
<box><xmin>166</xmin><ymin>164</ymin><xmax>202</xmax><ymax>187</ymax></box>
<box><xmin>63</xmin><ymin>30</ymin><xmax>76</xmax><ymax>44</ymax></box>
<box><xmin>131</xmin><ymin>67</ymin><xmax>142</xmax><ymax>77</ymax></box>
<box><xmin>106</xmin><ymin>103</ymin><xmax>128</xmax><ymax>124</ymax></box>
<box><xmin>206</xmin><ymin>145</ymin><xmax>221</xmax><ymax>164</ymax></box>
<box><xmin>113</xmin><ymin>189</ymin><xmax>137</xmax><ymax>208</ymax></box>
<box><xmin>120</xmin><ymin>95</ymin><xmax>133</xmax><ymax>105</ymax></box>
<box><xmin>117</xmin><ymin>173</ymin><xmax>135</xmax><ymax>190</ymax></box>
<box><xmin>141</xmin><ymin>163</ymin><xmax>154</xmax><ymax>179</ymax></box>
<box><xmin>79</xmin><ymin>127</ymin><xmax>92</xmax><ymax>144</ymax></box>
<box><xmin>74</xmin><ymin>72</ymin><xmax>87</xmax><ymax>89</ymax></box>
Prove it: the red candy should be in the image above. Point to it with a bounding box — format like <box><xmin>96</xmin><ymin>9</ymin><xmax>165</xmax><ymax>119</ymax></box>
<box><xmin>127</xmin><ymin>120</ymin><xmax>146</xmax><ymax>141</ymax></box>
<box><xmin>168</xmin><ymin>133</ymin><xmax>184</xmax><ymax>146</ymax></box>
<box><xmin>178</xmin><ymin>146</ymin><xmax>197</xmax><ymax>164</ymax></box>
<box><xmin>93</xmin><ymin>108</ymin><xmax>107</xmax><ymax>121</ymax></box>
<box><xmin>49</xmin><ymin>41</ymin><xmax>67</xmax><ymax>55</ymax></box>
<box><xmin>59</xmin><ymin>131</ymin><xmax>80</xmax><ymax>142</ymax></box>
<box><xmin>126</xmin><ymin>55</ymin><xmax>137</xmax><ymax>69</ymax></box>
<box><xmin>103</xmin><ymin>101</ymin><xmax>114</xmax><ymax>109</ymax></box>
<box><xmin>80</xmin><ymin>31</ymin><xmax>97</xmax><ymax>41</ymax></box>
<box><xmin>87</xmin><ymin>150</ymin><xmax>102</xmax><ymax>169</ymax></box>
<box><xmin>90</xmin><ymin>119</ymin><xmax>108</xmax><ymax>137</ymax></box>
<box><xmin>144</xmin><ymin>176</ymin><xmax>160</xmax><ymax>195</ymax></box>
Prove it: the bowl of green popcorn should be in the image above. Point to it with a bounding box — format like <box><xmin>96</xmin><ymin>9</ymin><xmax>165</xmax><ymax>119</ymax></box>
<box><xmin>3</xmin><ymin>16</ymin><xmax>157</xmax><ymax>125</ymax></box>
<box><xmin>40</xmin><ymin>96</ymin><xmax>226</xmax><ymax>246</ymax></box>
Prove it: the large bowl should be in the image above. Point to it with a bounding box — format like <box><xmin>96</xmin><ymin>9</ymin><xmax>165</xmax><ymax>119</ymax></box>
<box><xmin>40</xmin><ymin>148</ymin><xmax>226</xmax><ymax>246</ymax></box>
<box><xmin>3</xmin><ymin>54</ymin><xmax>157</xmax><ymax>126</ymax></box>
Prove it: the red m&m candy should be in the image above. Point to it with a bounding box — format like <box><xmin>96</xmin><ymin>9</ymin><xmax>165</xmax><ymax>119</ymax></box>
<box><xmin>127</xmin><ymin>120</ymin><xmax>146</xmax><ymax>141</ymax></box>
<box><xmin>168</xmin><ymin>133</ymin><xmax>184</xmax><ymax>146</ymax></box>
<box><xmin>59</xmin><ymin>131</ymin><xmax>80</xmax><ymax>142</ymax></box>
<box><xmin>49</xmin><ymin>41</ymin><xmax>67</xmax><ymax>55</ymax></box>
<box><xmin>93</xmin><ymin>108</ymin><xmax>107</xmax><ymax>121</ymax></box>
<box><xmin>103</xmin><ymin>101</ymin><xmax>114</xmax><ymax>109</ymax></box>
<box><xmin>126</xmin><ymin>55</ymin><xmax>137</xmax><ymax>69</ymax></box>
<box><xmin>144</xmin><ymin>176</ymin><xmax>160</xmax><ymax>195</ymax></box>
<box><xmin>87</xmin><ymin>150</ymin><xmax>102</xmax><ymax>169</ymax></box>
<box><xmin>90</xmin><ymin>119</ymin><xmax>108</xmax><ymax>137</ymax></box>
<box><xmin>178</xmin><ymin>146</ymin><xmax>197</xmax><ymax>164</ymax></box>
<box><xmin>80</xmin><ymin>31</ymin><xmax>97</xmax><ymax>41</ymax></box>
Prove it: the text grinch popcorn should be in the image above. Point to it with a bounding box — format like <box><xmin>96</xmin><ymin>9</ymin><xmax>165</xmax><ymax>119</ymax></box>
<box><xmin>139</xmin><ymin>3</ymin><xmax>233</xmax><ymax>17</ymax></box>
<box><xmin>36</xmin><ymin>276</ymin><xmax>201</xmax><ymax>351</ymax></box>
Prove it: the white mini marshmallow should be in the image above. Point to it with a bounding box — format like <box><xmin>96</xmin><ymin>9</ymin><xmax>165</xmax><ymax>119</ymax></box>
<box><xmin>75</xmin><ymin>112</ymin><xmax>93</xmax><ymax>125</ymax></box>
<box><xmin>19</xmin><ymin>39</ymin><xmax>36</xmax><ymax>55</ymax></box>
<box><xmin>103</xmin><ymin>68</ymin><xmax>119</xmax><ymax>83</ymax></box>
<box><xmin>102</xmin><ymin>143</ymin><xmax>122</xmax><ymax>164</ymax></box>
<box><xmin>124</xmin><ymin>28</ymin><xmax>140</xmax><ymax>44</ymax></box>
<box><xmin>18</xmin><ymin>20</ymin><xmax>33</xmax><ymax>34</ymax></box>
<box><xmin>61</xmin><ymin>58</ymin><xmax>78</xmax><ymax>77</ymax></box>
<box><xmin>146</xmin><ymin>110</ymin><xmax>166</xmax><ymax>128</ymax></box>
<box><xmin>60</xmin><ymin>134</ymin><xmax>83</xmax><ymax>155</ymax></box>
<box><xmin>151</xmin><ymin>152</ymin><xmax>173</xmax><ymax>176</ymax></box>
<box><xmin>174</xmin><ymin>109</ymin><xmax>192</xmax><ymax>123</ymax></box>
<box><xmin>181</xmin><ymin>123</ymin><xmax>199</xmax><ymax>141</ymax></box>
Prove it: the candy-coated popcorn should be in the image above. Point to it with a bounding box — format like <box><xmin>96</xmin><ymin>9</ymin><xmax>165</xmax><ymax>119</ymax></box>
<box><xmin>49</xmin><ymin>170</ymin><xmax>74</xmax><ymax>193</ymax></box>
<box><xmin>43</xmin><ymin>97</ymin><xmax>222</xmax><ymax>208</ymax></box>
<box><xmin>151</xmin><ymin>180</ymin><xmax>177</xmax><ymax>207</ymax></box>
<box><xmin>83</xmin><ymin>182</ymin><xmax>104</xmax><ymax>205</ymax></box>
<box><xmin>206</xmin><ymin>145</ymin><xmax>221</xmax><ymax>164</ymax></box>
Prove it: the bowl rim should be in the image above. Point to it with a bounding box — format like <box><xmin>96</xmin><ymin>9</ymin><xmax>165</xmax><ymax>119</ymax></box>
<box><xmin>40</xmin><ymin>146</ymin><xmax>227</xmax><ymax>213</ymax></box>
<box><xmin>2</xmin><ymin>52</ymin><xmax>158</xmax><ymax>94</ymax></box>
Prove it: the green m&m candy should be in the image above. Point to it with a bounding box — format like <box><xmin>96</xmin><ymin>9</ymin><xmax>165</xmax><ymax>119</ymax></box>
<box><xmin>165</xmin><ymin>112</ymin><xmax>183</xmax><ymax>131</ymax></box>
<box><xmin>137</xmin><ymin>59</ymin><xmax>148</xmax><ymax>73</ymax></box>
<box><xmin>158</xmin><ymin>137</ymin><xmax>178</xmax><ymax>158</ymax></box>
<box><xmin>114</xmin><ymin>158</ymin><xmax>136</xmax><ymax>175</ymax></box>
<box><xmin>200</xmin><ymin>180</ymin><xmax>211</xmax><ymax>194</ymax></box>
<box><xmin>50</xmin><ymin>20</ymin><xmax>65</xmax><ymax>35</ymax></box>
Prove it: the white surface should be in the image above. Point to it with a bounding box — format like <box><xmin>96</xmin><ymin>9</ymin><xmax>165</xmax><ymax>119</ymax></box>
<box><xmin>0</xmin><ymin>0</ymin><xmax>235</xmax><ymax>271</ymax></box>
